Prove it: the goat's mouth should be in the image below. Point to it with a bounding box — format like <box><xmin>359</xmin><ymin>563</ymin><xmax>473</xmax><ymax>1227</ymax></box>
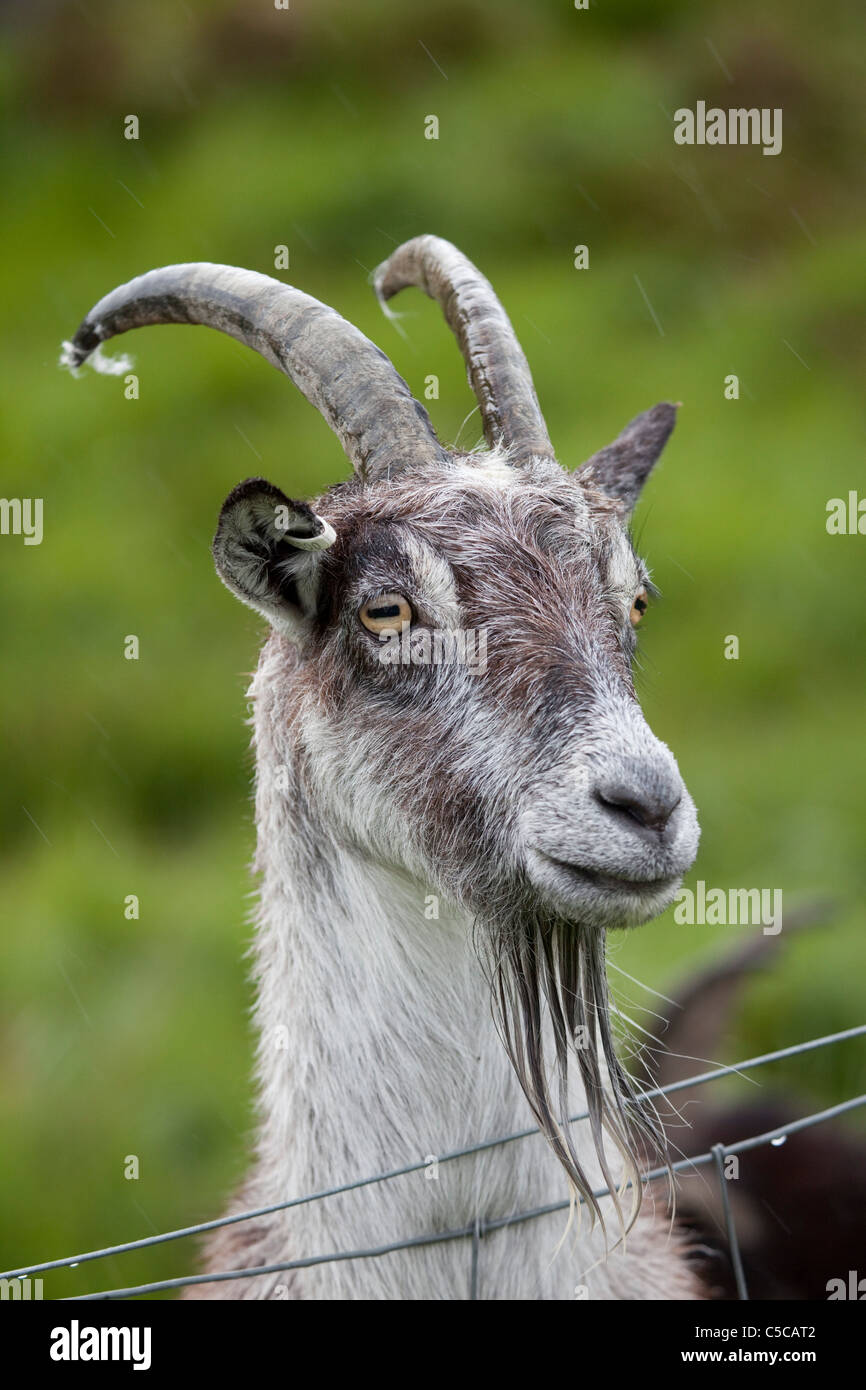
<box><xmin>525</xmin><ymin>848</ymin><xmax>682</xmax><ymax>926</ymax></box>
<box><xmin>542</xmin><ymin>853</ymin><xmax>678</xmax><ymax>891</ymax></box>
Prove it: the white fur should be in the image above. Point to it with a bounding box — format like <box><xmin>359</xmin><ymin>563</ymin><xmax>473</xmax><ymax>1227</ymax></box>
<box><xmin>59</xmin><ymin>340</ymin><xmax>134</xmax><ymax>377</ymax></box>
<box><xmin>194</xmin><ymin>635</ymin><xmax>700</xmax><ymax>1300</ymax></box>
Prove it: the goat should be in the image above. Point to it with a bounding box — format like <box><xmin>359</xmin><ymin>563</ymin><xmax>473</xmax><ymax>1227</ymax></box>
<box><xmin>63</xmin><ymin>235</ymin><xmax>702</xmax><ymax>1299</ymax></box>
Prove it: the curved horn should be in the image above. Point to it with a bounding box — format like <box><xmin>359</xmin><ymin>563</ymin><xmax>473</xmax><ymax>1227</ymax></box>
<box><xmin>373</xmin><ymin>234</ymin><xmax>555</xmax><ymax>465</ymax></box>
<box><xmin>61</xmin><ymin>262</ymin><xmax>449</xmax><ymax>482</ymax></box>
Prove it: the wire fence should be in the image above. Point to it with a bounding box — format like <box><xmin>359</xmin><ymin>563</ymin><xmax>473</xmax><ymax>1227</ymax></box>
<box><xmin>2</xmin><ymin>1024</ymin><xmax>864</xmax><ymax>1301</ymax></box>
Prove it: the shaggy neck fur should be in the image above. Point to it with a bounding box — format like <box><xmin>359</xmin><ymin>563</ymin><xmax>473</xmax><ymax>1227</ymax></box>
<box><xmin>188</xmin><ymin>639</ymin><xmax>699</xmax><ymax>1301</ymax></box>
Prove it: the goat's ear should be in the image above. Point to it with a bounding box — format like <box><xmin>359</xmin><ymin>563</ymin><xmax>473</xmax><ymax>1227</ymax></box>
<box><xmin>212</xmin><ymin>478</ymin><xmax>335</xmax><ymax>640</ymax></box>
<box><xmin>579</xmin><ymin>403</ymin><xmax>678</xmax><ymax>516</ymax></box>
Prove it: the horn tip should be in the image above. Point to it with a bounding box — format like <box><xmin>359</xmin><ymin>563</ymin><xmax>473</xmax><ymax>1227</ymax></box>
<box><xmin>60</xmin><ymin>321</ymin><xmax>134</xmax><ymax>379</ymax></box>
<box><xmin>59</xmin><ymin>318</ymin><xmax>103</xmax><ymax>372</ymax></box>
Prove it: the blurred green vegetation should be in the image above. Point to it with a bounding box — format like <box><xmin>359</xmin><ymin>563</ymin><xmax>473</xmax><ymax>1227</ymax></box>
<box><xmin>1</xmin><ymin>0</ymin><xmax>864</xmax><ymax>1297</ymax></box>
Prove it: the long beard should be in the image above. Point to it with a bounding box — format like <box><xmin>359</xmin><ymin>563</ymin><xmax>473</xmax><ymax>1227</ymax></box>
<box><xmin>476</xmin><ymin>904</ymin><xmax>665</xmax><ymax>1233</ymax></box>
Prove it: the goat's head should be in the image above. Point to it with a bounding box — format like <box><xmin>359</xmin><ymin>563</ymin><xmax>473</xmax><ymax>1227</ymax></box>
<box><xmin>64</xmin><ymin>236</ymin><xmax>699</xmax><ymax>1222</ymax></box>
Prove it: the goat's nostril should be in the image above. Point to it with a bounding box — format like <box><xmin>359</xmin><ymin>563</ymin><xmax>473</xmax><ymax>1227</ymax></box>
<box><xmin>595</xmin><ymin>784</ymin><xmax>681</xmax><ymax>833</ymax></box>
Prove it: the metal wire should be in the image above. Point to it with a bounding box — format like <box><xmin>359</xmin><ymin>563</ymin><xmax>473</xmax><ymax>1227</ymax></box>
<box><xmin>63</xmin><ymin>1093</ymin><xmax>866</xmax><ymax>1300</ymax></box>
<box><xmin>712</xmin><ymin>1143</ymin><xmax>749</xmax><ymax>1300</ymax></box>
<box><xmin>4</xmin><ymin>1023</ymin><xmax>862</xmax><ymax>1284</ymax></box>
<box><xmin>2</xmin><ymin>1025</ymin><xmax>863</xmax><ymax>1301</ymax></box>
<box><xmin>470</xmin><ymin>1217</ymin><xmax>482</xmax><ymax>1301</ymax></box>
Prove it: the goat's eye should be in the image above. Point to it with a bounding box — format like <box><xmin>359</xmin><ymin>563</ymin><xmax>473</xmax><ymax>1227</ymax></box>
<box><xmin>630</xmin><ymin>586</ymin><xmax>649</xmax><ymax>627</ymax></box>
<box><xmin>359</xmin><ymin>592</ymin><xmax>413</xmax><ymax>633</ymax></box>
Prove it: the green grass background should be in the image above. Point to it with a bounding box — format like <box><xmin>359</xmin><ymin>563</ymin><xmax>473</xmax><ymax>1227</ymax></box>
<box><xmin>0</xmin><ymin>0</ymin><xmax>864</xmax><ymax>1296</ymax></box>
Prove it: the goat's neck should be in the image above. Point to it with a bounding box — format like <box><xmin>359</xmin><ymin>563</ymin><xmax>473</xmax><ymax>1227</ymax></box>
<box><xmin>238</xmin><ymin>699</ymin><xmax>696</xmax><ymax>1298</ymax></box>
<box><xmin>253</xmin><ymin>819</ymin><xmax>534</xmax><ymax>1194</ymax></box>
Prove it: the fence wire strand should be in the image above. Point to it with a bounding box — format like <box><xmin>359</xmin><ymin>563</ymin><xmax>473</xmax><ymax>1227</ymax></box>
<box><xmin>59</xmin><ymin>1093</ymin><xmax>866</xmax><ymax>1301</ymax></box>
<box><xmin>2</xmin><ymin>1024</ymin><xmax>863</xmax><ymax>1301</ymax></box>
<box><xmin>711</xmin><ymin>1143</ymin><xmax>749</xmax><ymax>1301</ymax></box>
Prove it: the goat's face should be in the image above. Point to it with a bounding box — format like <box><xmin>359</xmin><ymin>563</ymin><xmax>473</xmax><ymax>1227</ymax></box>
<box><xmin>62</xmin><ymin>239</ymin><xmax>699</xmax><ymax>930</ymax></box>
<box><xmin>212</xmin><ymin>451</ymin><xmax>699</xmax><ymax>932</ymax></box>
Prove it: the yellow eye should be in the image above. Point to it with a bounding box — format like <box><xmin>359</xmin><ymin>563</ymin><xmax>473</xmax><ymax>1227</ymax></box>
<box><xmin>630</xmin><ymin>586</ymin><xmax>649</xmax><ymax>627</ymax></box>
<box><xmin>359</xmin><ymin>591</ymin><xmax>413</xmax><ymax>633</ymax></box>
